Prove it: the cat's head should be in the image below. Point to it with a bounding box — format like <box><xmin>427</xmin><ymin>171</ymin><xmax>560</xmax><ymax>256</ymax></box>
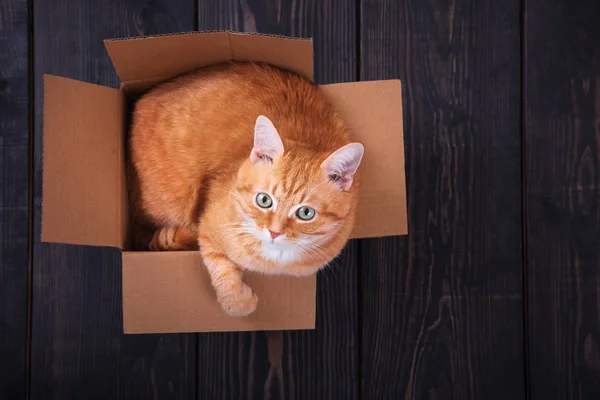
<box><xmin>231</xmin><ymin>115</ymin><xmax>364</xmax><ymax>275</ymax></box>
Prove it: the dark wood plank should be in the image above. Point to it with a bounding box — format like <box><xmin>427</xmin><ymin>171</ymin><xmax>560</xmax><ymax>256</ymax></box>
<box><xmin>196</xmin><ymin>1</ymin><xmax>358</xmax><ymax>398</ymax></box>
<box><xmin>525</xmin><ymin>1</ymin><xmax>600</xmax><ymax>398</ymax></box>
<box><xmin>360</xmin><ymin>0</ymin><xmax>525</xmax><ymax>398</ymax></box>
<box><xmin>197</xmin><ymin>0</ymin><xmax>356</xmax><ymax>85</ymax></box>
<box><xmin>31</xmin><ymin>1</ymin><xmax>196</xmax><ymax>399</ymax></box>
<box><xmin>0</xmin><ymin>0</ymin><xmax>29</xmax><ymax>398</ymax></box>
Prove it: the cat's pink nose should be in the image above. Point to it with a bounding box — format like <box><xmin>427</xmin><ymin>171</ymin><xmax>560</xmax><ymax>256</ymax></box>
<box><xmin>269</xmin><ymin>230</ymin><xmax>281</xmax><ymax>240</ymax></box>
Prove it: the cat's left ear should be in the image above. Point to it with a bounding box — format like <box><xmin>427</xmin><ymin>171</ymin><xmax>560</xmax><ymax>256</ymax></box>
<box><xmin>321</xmin><ymin>143</ymin><xmax>364</xmax><ymax>191</ymax></box>
<box><xmin>250</xmin><ymin>115</ymin><xmax>284</xmax><ymax>164</ymax></box>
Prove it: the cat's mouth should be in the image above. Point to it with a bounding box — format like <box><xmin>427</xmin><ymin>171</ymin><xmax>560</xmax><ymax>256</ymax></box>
<box><xmin>261</xmin><ymin>237</ymin><xmax>286</xmax><ymax>247</ymax></box>
<box><xmin>259</xmin><ymin>239</ymin><xmax>303</xmax><ymax>264</ymax></box>
<box><xmin>258</xmin><ymin>229</ymin><xmax>287</xmax><ymax>246</ymax></box>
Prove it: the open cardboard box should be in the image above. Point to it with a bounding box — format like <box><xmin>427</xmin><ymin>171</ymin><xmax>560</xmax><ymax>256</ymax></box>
<box><xmin>41</xmin><ymin>31</ymin><xmax>407</xmax><ymax>334</ymax></box>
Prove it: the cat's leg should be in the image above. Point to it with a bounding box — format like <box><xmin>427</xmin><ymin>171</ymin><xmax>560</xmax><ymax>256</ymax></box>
<box><xmin>148</xmin><ymin>225</ymin><xmax>199</xmax><ymax>251</ymax></box>
<box><xmin>198</xmin><ymin>234</ymin><xmax>258</xmax><ymax>316</ymax></box>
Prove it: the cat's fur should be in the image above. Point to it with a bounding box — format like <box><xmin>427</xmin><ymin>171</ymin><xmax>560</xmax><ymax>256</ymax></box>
<box><xmin>128</xmin><ymin>62</ymin><xmax>364</xmax><ymax>316</ymax></box>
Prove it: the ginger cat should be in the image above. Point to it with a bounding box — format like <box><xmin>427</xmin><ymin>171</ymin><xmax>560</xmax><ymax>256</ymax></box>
<box><xmin>128</xmin><ymin>62</ymin><xmax>364</xmax><ymax>316</ymax></box>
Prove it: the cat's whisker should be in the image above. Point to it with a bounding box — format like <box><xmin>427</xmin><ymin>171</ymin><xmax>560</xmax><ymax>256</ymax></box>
<box><xmin>326</xmin><ymin>261</ymin><xmax>344</xmax><ymax>278</ymax></box>
<box><xmin>319</xmin><ymin>267</ymin><xmax>331</xmax><ymax>284</ymax></box>
<box><xmin>303</xmin><ymin>242</ymin><xmax>345</xmax><ymax>275</ymax></box>
<box><xmin>320</xmin><ymin>265</ymin><xmax>337</xmax><ymax>281</ymax></box>
<box><xmin>291</xmin><ymin>245</ymin><xmax>323</xmax><ymax>272</ymax></box>
<box><xmin>299</xmin><ymin>241</ymin><xmax>330</xmax><ymax>259</ymax></box>
<box><xmin>293</xmin><ymin>242</ymin><xmax>339</xmax><ymax>275</ymax></box>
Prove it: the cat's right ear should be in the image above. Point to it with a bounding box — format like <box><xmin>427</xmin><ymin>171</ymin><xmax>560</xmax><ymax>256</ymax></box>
<box><xmin>250</xmin><ymin>115</ymin><xmax>284</xmax><ymax>164</ymax></box>
<box><xmin>321</xmin><ymin>143</ymin><xmax>364</xmax><ymax>191</ymax></box>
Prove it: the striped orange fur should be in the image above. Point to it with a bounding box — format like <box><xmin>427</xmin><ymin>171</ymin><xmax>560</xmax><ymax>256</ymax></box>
<box><xmin>128</xmin><ymin>62</ymin><xmax>364</xmax><ymax>316</ymax></box>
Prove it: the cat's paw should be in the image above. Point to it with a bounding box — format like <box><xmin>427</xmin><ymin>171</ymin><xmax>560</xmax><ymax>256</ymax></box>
<box><xmin>217</xmin><ymin>282</ymin><xmax>258</xmax><ymax>317</ymax></box>
<box><xmin>148</xmin><ymin>226</ymin><xmax>199</xmax><ymax>251</ymax></box>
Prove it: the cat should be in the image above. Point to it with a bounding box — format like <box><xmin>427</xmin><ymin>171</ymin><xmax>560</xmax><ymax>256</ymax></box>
<box><xmin>128</xmin><ymin>61</ymin><xmax>364</xmax><ymax>317</ymax></box>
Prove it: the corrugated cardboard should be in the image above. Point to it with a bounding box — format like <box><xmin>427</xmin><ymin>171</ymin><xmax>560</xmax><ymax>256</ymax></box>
<box><xmin>122</xmin><ymin>252</ymin><xmax>315</xmax><ymax>333</ymax></box>
<box><xmin>104</xmin><ymin>31</ymin><xmax>313</xmax><ymax>93</ymax></box>
<box><xmin>42</xmin><ymin>75</ymin><xmax>126</xmax><ymax>248</ymax></box>
<box><xmin>320</xmin><ymin>82</ymin><xmax>406</xmax><ymax>239</ymax></box>
<box><xmin>41</xmin><ymin>31</ymin><xmax>407</xmax><ymax>334</ymax></box>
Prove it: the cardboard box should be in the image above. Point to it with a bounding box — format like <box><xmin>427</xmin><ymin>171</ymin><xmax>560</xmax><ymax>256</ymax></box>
<box><xmin>41</xmin><ymin>31</ymin><xmax>408</xmax><ymax>334</ymax></box>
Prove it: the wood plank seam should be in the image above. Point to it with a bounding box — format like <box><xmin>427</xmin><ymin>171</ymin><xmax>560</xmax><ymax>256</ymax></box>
<box><xmin>27</xmin><ymin>0</ymin><xmax>34</xmax><ymax>398</ymax></box>
<box><xmin>519</xmin><ymin>1</ymin><xmax>531</xmax><ymax>398</ymax></box>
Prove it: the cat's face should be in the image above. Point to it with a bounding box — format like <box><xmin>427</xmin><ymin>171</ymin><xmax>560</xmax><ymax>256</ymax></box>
<box><xmin>228</xmin><ymin>115</ymin><xmax>363</xmax><ymax>275</ymax></box>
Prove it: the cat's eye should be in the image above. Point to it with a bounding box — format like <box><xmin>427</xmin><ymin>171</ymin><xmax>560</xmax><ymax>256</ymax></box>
<box><xmin>296</xmin><ymin>206</ymin><xmax>316</xmax><ymax>221</ymax></box>
<box><xmin>256</xmin><ymin>193</ymin><xmax>273</xmax><ymax>208</ymax></box>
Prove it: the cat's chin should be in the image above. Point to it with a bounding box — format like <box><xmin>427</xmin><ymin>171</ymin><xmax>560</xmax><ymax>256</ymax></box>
<box><xmin>254</xmin><ymin>240</ymin><xmax>330</xmax><ymax>276</ymax></box>
<box><xmin>259</xmin><ymin>241</ymin><xmax>303</xmax><ymax>265</ymax></box>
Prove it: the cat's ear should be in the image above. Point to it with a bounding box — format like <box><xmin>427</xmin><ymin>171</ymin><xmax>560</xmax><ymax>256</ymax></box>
<box><xmin>321</xmin><ymin>143</ymin><xmax>364</xmax><ymax>191</ymax></box>
<box><xmin>250</xmin><ymin>115</ymin><xmax>284</xmax><ymax>164</ymax></box>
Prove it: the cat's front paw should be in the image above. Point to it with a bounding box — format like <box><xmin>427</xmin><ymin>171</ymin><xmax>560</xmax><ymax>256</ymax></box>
<box><xmin>217</xmin><ymin>282</ymin><xmax>258</xmax><ymax>317</ymax></box>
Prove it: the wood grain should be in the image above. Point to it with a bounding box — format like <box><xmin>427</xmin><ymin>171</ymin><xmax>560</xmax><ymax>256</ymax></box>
<box><xmin>0</xmin><ymin>0</ymin><xmax>29</xmax><ymax>398</ymax></box>
<box><xmin>198</xmin><ymin>0</ymin><xmax>356</xmax><ymax>84</ymax></box>
<box><xmin>360</xmin><ymin>0</ymin><xmax>525</xmax><ymax>398</ymax></box>
<box><xmin>30</xmin><ymin>1</ymin><xmax>196</xmax><ymax>399</ymax></box>
<box><xmin>196</xmin><ymin>1</ymin><xmax>359</xmax><ymax>398</ymax></box>
<box><xmin>525</xmin><ymin>0</ymin><xmax>600</xmax><ymax>398</ymax></box>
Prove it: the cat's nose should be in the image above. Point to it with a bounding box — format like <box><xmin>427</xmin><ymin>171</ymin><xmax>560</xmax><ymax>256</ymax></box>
<box><xmin>269</xmin><ymin>230</ymin><xmax>282</xmax><ymax>240</ymax></box>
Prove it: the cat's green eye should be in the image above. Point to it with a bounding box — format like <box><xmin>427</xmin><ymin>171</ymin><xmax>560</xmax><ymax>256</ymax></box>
<box><xmin>296</xmin><ymin>206</ymin><xmax>316</xmax><ymax>221</ymax></box>
<box><xmin>256</xmin><ymin>193</ymin><xmax>273</xmax><ymax>208</ymax></box>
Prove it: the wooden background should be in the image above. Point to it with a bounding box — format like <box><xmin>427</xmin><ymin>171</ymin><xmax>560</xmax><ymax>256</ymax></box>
<box><xmin>0</xmin><ymin>0</ymin><xmax>599</xmax><ymax>398</ymax></box>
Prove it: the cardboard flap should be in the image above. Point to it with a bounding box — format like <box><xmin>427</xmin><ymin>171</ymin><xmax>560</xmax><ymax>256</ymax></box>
<box><xmin>104</xmin><ymin>31</ymin><xmax>313</xmax><ymax>92</ymax></box>
<box><xmin>122</xmin><ymin>251</ymin><xmax>316</xmax><ymax>333</ymax></box>
<box><xmin>321</xmin><ymin>80</ymin><xmax>408</xmax><ymax>238</ymax></box>
<box><xmin>42</xmin><ymin>75</ymin><xmax>125</xmax><ymax>248</ymax></box>
<box><xmin>229</xmin><ymin>32</ymin><xmax>313</xmax><ymax>80</ymax></box>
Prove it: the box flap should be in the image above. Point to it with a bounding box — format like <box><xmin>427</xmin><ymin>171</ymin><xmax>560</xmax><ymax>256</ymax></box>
<box><xmin>321</xmin><ymin>80</ymin><xmax>407</xmax><ymax>238</ymax></box>
<box><xmin>229</xmin><ymin>32</ymin><xmax>313</xmax><ymax>81</ymax></box>
<box><xmin>41</xmin><ymin>75</ymin><xmax>126</xmax><ymax>248</ymax></box>
<box><xmin>122</xmin><ymin>251</ymin><xmax>316</xmax><ymax>333</ymax></box>
<box><xmin>104</xmin><ymin>31</ymin><xmax>313</xmax><ymax>92</ymax></box>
